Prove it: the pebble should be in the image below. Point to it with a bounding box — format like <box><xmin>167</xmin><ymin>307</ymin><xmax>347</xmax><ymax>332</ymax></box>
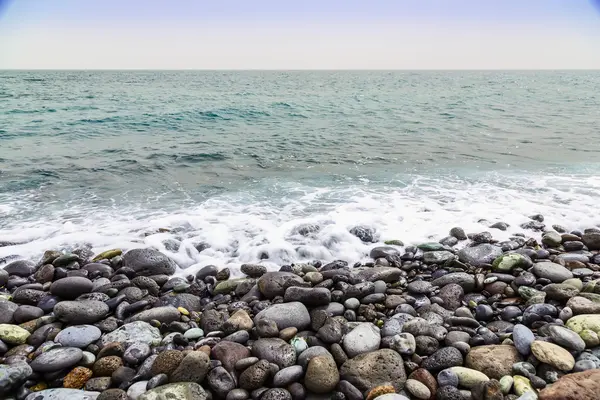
<box><xmin>342</xmin><ymin>323</ymin><xmax>381</xmax><ymax>358</ymax></box>
<box><xmin>55</xmin><ymin>325</ymin><xmax>102</xmax><ymax>348</ymax></box>
<box><xmin>30</xmin><ymin>347</ymin><xmax>83</xmax><ymax>372</ymax></box>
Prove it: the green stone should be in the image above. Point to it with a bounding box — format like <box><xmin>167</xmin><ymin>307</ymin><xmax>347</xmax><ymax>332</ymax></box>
<box><xmin>92</xmin><ymin>248</ymin><xmax>122</xmax><ymax>262</ymax></box>
<box><xmin>0</xmin><ymin>324</ymin><xmax>31</xmax><ymax>344</ymax></box>
<box><xmin>567</xmin><ymin>314</ymin><xmax>600</xmax><ymax>334</ymax></box>
<box><xmin>499</xmin><ymin>375</ymin><xmax>513</xmax><ymax>395</ymax></box>
<box><xmin>213</xmin><ymin>278</ymin><xmax>247</xmax><ymax>295</ymax></box>
<box><xmin>492</xmin><ymin>254</ymin><xmax>529</xmax><ymax>272</ymax></box>
<box><xmin>448</xmin><ymin>367</ymin><xmax>490</xmax><ymax>389</ymax></box>
<box><xmin>579</xmin><ymin>329</ymin><xmax>599</xmax><ymax>348</ymax></box>
<box><xmin>513</xmin><ymin>375</ymin><xmax>536</xmax><ymax>397</ymax></box>
<box><xmin>384</xmin><ymin>240</ymin><xmax>404</xmax><ymax>246</ymax></box>
<box><xmin>518</xmin><ymin>286</ymin><xmax>543</xmax><ymax>300</ymax></box>
<box><xmin>417</xmin><ymin>242</ymin><xmax>444</xmax><ymax>251</ymax></box>
<box><xmin>563</xmin><ymin>278</ymin><xmax>583</xmax><ymax>290</ymax></box>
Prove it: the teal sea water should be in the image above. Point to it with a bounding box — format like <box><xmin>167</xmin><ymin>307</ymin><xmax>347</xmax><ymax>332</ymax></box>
<box><xmin>1</xmin><ymin>71</ymin><xmax>600</xmax><ymax>274</ymax></box>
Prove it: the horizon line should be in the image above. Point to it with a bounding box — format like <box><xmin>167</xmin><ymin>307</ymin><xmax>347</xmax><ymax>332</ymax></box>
<box><xmin>2</xmin><ymin>68</ymin><xmax>600</xmax><ymax>72</ymax></box>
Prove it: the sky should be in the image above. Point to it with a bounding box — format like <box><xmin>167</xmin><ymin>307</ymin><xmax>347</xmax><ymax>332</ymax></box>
<box><xmin>1</xmin><ymin>0</ymin><xmax>600</xmax><ymax>69</ymax></box>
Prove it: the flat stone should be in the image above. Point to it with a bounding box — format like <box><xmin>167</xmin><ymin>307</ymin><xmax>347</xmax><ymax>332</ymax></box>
<box><xmin>25</xmin><ymin>389</ymin><xmax>100</xmax><ymax>400</ymax></box>
<box><xmin>458</xmin><ymin>244</ymin><xmax>503</xmax><ymax>267</ymax></box>
<box><xmin>447</xmin><ymin>367</ymin><xmax>489</xmax><ymax>389</ymax></box>
<box><xmin>531</xmin><ymin>340</ymin><xmax>575</xmax><ymax>372</ymax></box>
<box><xmin>254</xmin><ymin>302</ymin><xmax>310</xmax><ymax>331</ymax></box>
<box><xmin>257</xmin><ymin>272</ymin><xmax>305</xmax><ymax>299</ymax></box>
<box><xmin>50</xmin><ymin>277</ymin><xmax>94</xmax><ymax>299</ymax></box>
<box><xmin>465</xmin><ymin>345</ymin><xmax>523</xmax><ymax>380</ymax></box>
<box><xmin>431</xmin><ymin>272</ymin><xmax>475</xmax><ymax>292</ymax></box>
<box><xmin>100</xmin><ymin>321</ymin><xmax>162</xmax><ymax>347</ymax></box>
<box><xmin>512</xmin><ymin>324</ymin><xmax>535</xmax><ymax>356</ymax></box>
<box><xmin>547</xmin><ymin>325</ymin><xmax>586</xmax><ymax>352</ymax></box>
<box><xmin>54</xmin><ymin>300</ymin><xmax>109</xmax><ymax>324</ymax></box>
<box><xmin>30</xmin><ymin>347</ymin><xmax>83</xmax><ymax>373</ymax></box>
<box><xmin>55</xmin><ymin>325</ymin><xmax>102</xmax><ymax>348</ymax></box>
<box><xmin>122</xmin><ymin>248</ymin><xmax>177</xmax><ymax>276</ymax></box>
<box><xmin>538</xmin><ymin>369</ymin><xmax>600</xmax><ymax>400</ymax></box>
<box><xmin>252</xmin><ymin>338</ymin><xmax>296</xmax><ymax>369</ymax></box>
<box><xmin>532</xmin><ymin>262</ymin><xmax>573</xmax><ymax>283</ymax></box>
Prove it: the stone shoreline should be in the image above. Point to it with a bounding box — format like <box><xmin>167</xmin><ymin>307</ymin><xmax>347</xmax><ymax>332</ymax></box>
<box><xmin>2</xmin><ymin>215</ymin><xmax>600</xmax><ymax>400</ymax></box>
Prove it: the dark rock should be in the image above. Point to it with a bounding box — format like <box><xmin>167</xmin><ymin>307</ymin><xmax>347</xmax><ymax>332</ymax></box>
<box><xmin>339</xmin><ymin>349</ymin><xmax>406</xmax><ymax>392</ymax></box>
<box><xmin>421</xmin><ymin>347</ymin><xmax>463</xmax><ymax>373</ymax></box>
<box><xmin>252</xmin><ymin>338</ymin><xmax>296</xmax><ymax>368</ymax></box>
<box><xmin>54</xmin><ymin>300</ymin><xmax>109</xmax><ymax>324</ymax></box>
<box><xmin>122</xmin><ymin>248</ymin><xmax>176</xmax><ymax>276</ymax></box>
<box><xmin>458</xmin><ymin>244</ymin><xmax>503</xmax><ymax>267</ymax></box>
<box><xmin>30</xmin><ymin>347</ymin><xmax>83</xmax><ymax>372</ymax></box>
<box><xmin>258</xmin><ymin>272</ymin><xmax>305</xmax><ymax>299</ymax></box>
<box><xmin>254</xmin><ymin>302</ymin><xmax>310</xmax><ymax>331</ymax></box>
<box><xmin>50</xmin><ymin>277</ymin><xmax>93</xmax><ymax>299</ymax></box>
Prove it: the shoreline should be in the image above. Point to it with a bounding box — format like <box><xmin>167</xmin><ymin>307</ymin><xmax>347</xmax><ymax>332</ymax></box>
<box><xmin>1</xmin><ymin>216</ymin><xmax>600</xmax><ymax>399</ymax></box>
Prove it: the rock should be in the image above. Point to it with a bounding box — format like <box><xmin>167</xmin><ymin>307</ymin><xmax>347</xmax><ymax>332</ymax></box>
<box><xmin>252</xmin><ymin>338</ymin><xmax>296</xmax><ymax>368</ymax></box>
<box><xmin>170</xmin><ymin>351</ymin><xmax>210</xmax><ymax>383</ymax></box>
<box><xmin>138</xmin><ymin>382</ymin><xmax>207</xmax><ymax>400</ymax></box>
<box><xmin>423</xmin><ymin>251</ymin><xmax>455</xmax><ymax>264</ymax></box>
<box><xmin>350</xmin><ymin>226</ymin><xmax>377</xmax><ymax>243</ymax></box>
<box><xmin>538</xmin><ymin>369</ymin><xmax>600</xmax><ymax>400</ymax></box>
<box><xmin>55</xmin><ymin>325</ymin><xmax>102</xmax><ymax>348</ymax></box>
<box><xmin>512</xmin><ymin>324</ymin><xmax>535</xmax><ymax>356</ymax></box>
<box><xmin>513</xmin><ymin>375</ymin><xmax>536</xmax><ymax>397</ymax></box>
<box><xmin>450</xmin><ymin>227</ymin><xmax>468</xmax><ymax>240</ymax></box>
<box><xmin>212</xmin><ymin>341</ymin><xmax>251</xmax><ymax>372</ymax></box>
<box><xmin>439</xmin><ymin>283</ymin><xmax>464</xmax><ymax>311</ymax></box>
<box><xmin>223</xmin><ymin>309</ymin><xmax>254</xmax><ymax>334</ymax></box>
<box><xmin>339</xmin><ymin>349</ymin><xmax>406</xmax><ymax>392</ymax></box>
<box><xmin>122</xmin><ymin>343</ymin><xmax>151</xmax><ymax>366</ymax></box>
<box><xmin>547</xmin><ymin>325</ymin><xmax>586</xmax><ymax>352</ymax></box>
<box><xmin>126</xmin><ymin>306</ymin><xmax>180</xmax><ymax>324</ymax></box>
<box><xmin>159</xmin><ymin>293</ymin><xmax>202</xmax><ymax>312</ymax></box>
<box><xmin>0</xmin><ymin>300</ymin><xmax>18</xmax><ymax>324</ymax></box>
<box><xmin>25</xmin><ymin>389</ymin><xmax>100</xmax><ymax>400</ymax></box>
<box><xmin>422</xmin><ymin>347</ymin><xmax>463</xmax><ymax>373</ymax></box>
<box><xmin>355</xmin><ymin>267</ymin><xmax>402</xmax><ymax>283</ymax></box>
<box><xmin>206</xmin><ymin>367</ymin><xmax>236</xmax><ymax>398</ymax></box>
<box><xmin>257</xmin><ymin>272</ymin><xmax>305</xmax><ymax>299</ymax></box>
<box><xmin>241</xmin><ymin>264</ymin><xmax>267</xmax><ymax>278</ymax></box>
<box><xmin>93</xmin><ymin>356</ymin><xmax>123</xmax><ymax>376</ymax></box>
<box><xmin>343</xmin><ymin>323</ymin><xmax>381</xmax><ymax>358</ymax></box>
<box><xmin>122</xmin><ymin>248</ymin><xmax>176</xmax><ymax>276</ymax></box>
<box><xmin>63</xmin><ymin>367</ymin><xmax>93</xmax><ymax>389</ymax></box>
<box><xmin>3</xmin><ymin>260</ymin><xmax>35</xmax><ymax>277</ymax></box>
<box><xmin>0</xmin><ymin>362</ymin><xmax>32</xmax><ymax>394</ymax></box>
<box><xmin>492</xmin><ymin>254</ymin><xmax>532</xmax><ymax>272</ymax></box>
<box><xmin>239</xmin><ymin>359</ymin><xmax>271</xmax><ymax>390</ymax></box>
<box><xmin>544</xmin><ymin>284</ymin><xmax>580</xmax><ymax>302</ymax></box>
<box><xmin>97</xmin><ymin>389</ymin><xmax>127</xmax><ymax>400</ymax></box>
<box><xmin>273</xmin><ymin>365</ymin><xmax>304</xmax><ymax>387</ymax></box>
<box><xmin>151</xmin><ymin>350</ymin><xmax>184</xmax><ymax>376</ymax></box>
<box><xmin>582</xmin><ymin>232</ymin><xmax>600</xmax><ymax>250</ymax></box>
<box><xmin>13</xmin><ymin>305</ymin><xmax>44</xmax><ymax>323</ymax></box>
<box><xmin>304</xmin><ymin>355</ymin><xmax>340</xmax><ymax>393</ymax></box>
<box><xmin>31</xmin><ymin>347</ymin><xmax>83</xmax><ymax>372</ymax></box>
<box><xmin>531</xmin><ymin>340</ymin><xmax>575</xmax><ymax>372</ymax></box>
<box><xmin>390</xmin><ymin>333</ymin><xmax>416</xmax><ymax>356</ymax></box>
<box><xmin>405</xmin><ymin>379</ymin><xmax>431</xmax><ymax>399</ymax></box>
<box><xmin>499</xmin><ymin>376</ymin><xmax>513</xmax><ymax>395</ymax></box>
<box><xmin>54</xmin><ymin>300</ymin><xmax>109</xmax><ymax>324</ymax></box>
<box><xmin>458</xmin><ymin>244</ymin><xmax>503</xmax><ymax>267</ymax></box>
<box><xmin>566</xmin><ymin>314</ymin><xmax>600</xmax><ymax>334</ymax></box>
<box><xmin>284</xmin><ymin>286</ymin><xmax>331</xmax><ymax>306</ymax></box>
<box><xmin>431</xmin><ymin>272</ymin><xmax>475</xmax><ymax>292</ymax></box>
<box><xmin>100</xmin><ymin>321</ymin><xmax>161</xmax><ymax>347</ymax></box>
<box><xmin>126</xmin><ymin>381</ymin><xmax>147</xmax><ymax>400</ymax></box>
<box><xmin>254</xmin><ymin>302</ymin><xmax>310</xmax><ymax>331</ymax></box>
<box><xmin>532</xmin><ymin>262</ymin><xmax>573</xmax><ymax>283</ymax></box>
<box><xmin>465</xmin><ymin>345</ymin><xmax>522</xmax><ymax>380</ymax></box>
<box><xmin>50</xmin><ymin>277</ymin><xmax>94</xmax><ymax>299</ymax></box>
<box><xmin>542</xmin><ymin>231</ymin><xmax>563</xmax><ymax>248</ymax></box>
<box><xmin>0</xmin><ymin>324</ymin><xmax>30</xmax><ymax>344</ymax></box>
<box><xmin>446</xmin><ymin>367</ymin><xmax>489</xmax><ymax>389</ymax></box>
<box><xmin>213</xmin><ymin>279</ymin><xmax>246</xmax><ymax>295</ymax></box>
<box><xmin>370</xmin><ymin>246</ymin><xmax>401</xmax><ymax>259</ymax></box>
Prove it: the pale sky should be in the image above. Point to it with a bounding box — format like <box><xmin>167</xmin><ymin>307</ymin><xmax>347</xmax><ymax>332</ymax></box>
<box><xmin>1</xmin><ymin>0</ymin><xmax>600</xmax><ymax>69</ymax></box>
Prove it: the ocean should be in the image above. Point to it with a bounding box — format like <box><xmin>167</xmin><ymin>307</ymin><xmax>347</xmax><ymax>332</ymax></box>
<box><xmin>1</xmin><ymin>70</ymin><xmax>600</xmax><ymax>276</ymax></box>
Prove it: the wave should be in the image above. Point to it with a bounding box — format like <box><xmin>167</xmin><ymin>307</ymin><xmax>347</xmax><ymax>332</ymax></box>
<box><xmin>1</xmin><ymin>172</ymin><xmax>599</xmax><ymax>277</ymax></box>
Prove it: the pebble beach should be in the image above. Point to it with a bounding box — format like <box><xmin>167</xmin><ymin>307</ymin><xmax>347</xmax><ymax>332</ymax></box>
<box><xmin>2</xmin><ymin>216</ymin><xmax>600</xmax><ymax>400</ymax></box>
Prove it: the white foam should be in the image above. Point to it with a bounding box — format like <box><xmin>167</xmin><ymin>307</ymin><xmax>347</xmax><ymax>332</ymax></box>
<box><xmin>1</xmin><ymin>172</ymin><xmax>599</xmax><ymax>276</ymax></box>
